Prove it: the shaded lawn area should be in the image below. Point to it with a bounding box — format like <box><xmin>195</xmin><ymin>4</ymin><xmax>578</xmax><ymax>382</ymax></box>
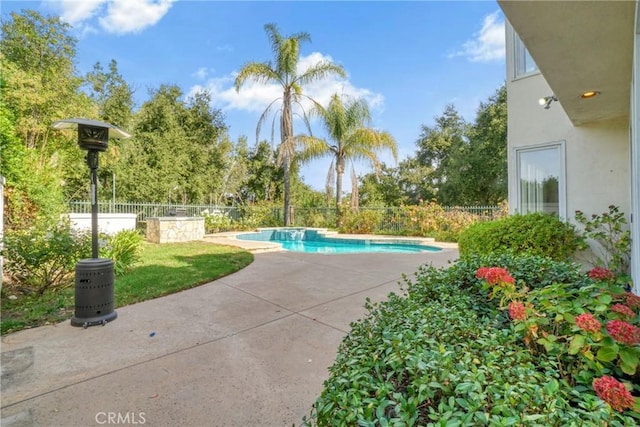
<box><xmin>0</xmin><ymin>242</ymin><xmax>254</xmax><ymax>335</ymax></box>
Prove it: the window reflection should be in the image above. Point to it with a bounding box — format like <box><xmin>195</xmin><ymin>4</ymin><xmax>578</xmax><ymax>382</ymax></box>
<box><xmin>518</xmin><ymin>147</ymin><xmax>560</xmax><ymax>215</ymax></box>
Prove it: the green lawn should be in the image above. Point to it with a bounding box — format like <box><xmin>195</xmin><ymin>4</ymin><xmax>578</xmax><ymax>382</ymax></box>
<box><xmin>0</xmin><ymin>242</ymin><xmax>254</xmax><ymax>335</ymax></box>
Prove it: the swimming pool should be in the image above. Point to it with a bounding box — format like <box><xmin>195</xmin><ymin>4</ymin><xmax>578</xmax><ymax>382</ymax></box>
<box><xmin>236</xmin><ymin>228</ymin><xmax>440</xmax><ymax>254</ymax></box>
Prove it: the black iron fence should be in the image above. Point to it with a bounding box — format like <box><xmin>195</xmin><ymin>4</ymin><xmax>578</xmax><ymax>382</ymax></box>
<box><xmin>67</xmin><ymin>201</ymin><xmax>503</xmax><ymax>233</ymax></box>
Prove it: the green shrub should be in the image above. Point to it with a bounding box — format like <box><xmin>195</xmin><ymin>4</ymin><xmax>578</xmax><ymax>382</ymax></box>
<box><xmin>305</xmin><ymin>263</ymin><xmax>638</xmax><ymax>425</ymax></box>
<box><xmin>99</xmin><ymin>229</ymin><xmax>144</xmax><ymax>276</ymax></box>
<box><xmin>458</xmin><ymin>212</ymin><xmax>583</xmax><ymax>260</ymax></box>
<box><xmin>339</xmin><ymin>209</ymin><xmax>383</xmax><ymax>234</ymax></box>
<box><xmin>203</xmin><ymin>212</ymin><xmax>234</xmax><ymax>233</ymax></box>
<box><xmin>452</xmin><ymin>252</ymin><xmax>588</xmax><ymax>291</ymax></box>
<box><xmin>238</xmin><ymin>203</ymin><xmax>281</xmax><ymax>229</ymax></box>
<box><xmin>2</xmin><ymin>222</ymin><xmax>90</xmax><ymax>295</ymax></box>
<box><xmin>575</xmin><ymin>205</ymin><xmax>631</xmax><ymax>275</ymax></box>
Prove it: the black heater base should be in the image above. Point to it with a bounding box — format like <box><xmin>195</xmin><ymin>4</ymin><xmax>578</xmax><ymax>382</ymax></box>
<box><xmin>71</xmin><ymin>258</ymin><xmax>117</xmax><ymax>328</ymax></box>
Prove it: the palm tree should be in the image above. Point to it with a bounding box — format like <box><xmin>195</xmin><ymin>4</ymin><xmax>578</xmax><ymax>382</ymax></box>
<box><xmin>298</xmin><ymin>93</ymin><xmax>398</xmax><ymax>224</ymax></box>
<box><xmin>234</xmin><ymin>23</ymin><xmax>346</xmax><ymax>226</ymax></box>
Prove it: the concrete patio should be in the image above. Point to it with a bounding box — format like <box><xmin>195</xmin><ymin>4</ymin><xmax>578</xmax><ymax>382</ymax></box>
<box><xmin>1</xmin><ymin>246</ymin><xmax>458</xmax><ymax>427</ymax></box>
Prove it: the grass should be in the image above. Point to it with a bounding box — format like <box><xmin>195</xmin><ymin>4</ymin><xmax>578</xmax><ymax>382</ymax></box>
<box><xmin>0</xmin><ymin>241</ymin><xmax>254</xmax><ymax>335</ymax></box>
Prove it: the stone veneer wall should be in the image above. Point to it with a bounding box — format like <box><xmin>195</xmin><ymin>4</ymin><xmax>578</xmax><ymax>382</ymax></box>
<box><xmin>146</xmin><ymin>217</ymin><xmax>205</xmax><ymax>243</ymax></box>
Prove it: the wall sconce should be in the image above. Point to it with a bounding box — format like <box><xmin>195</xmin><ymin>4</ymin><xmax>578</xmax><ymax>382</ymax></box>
<box><xmin>538</xmin><ymin>95</ymin><xmax>558</xmax><ymax>109</ymax></box>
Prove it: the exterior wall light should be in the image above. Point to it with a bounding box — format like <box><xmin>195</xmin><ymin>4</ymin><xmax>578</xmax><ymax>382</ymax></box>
<box><xmin>581</xmin><ymin>91</ymin><xmax>600</xmax><ymax>99</ymax></box>
<box><xmin>538</xmin><ymin>95</ymin><xmax>558</xmax><ymax>109</ymax></box>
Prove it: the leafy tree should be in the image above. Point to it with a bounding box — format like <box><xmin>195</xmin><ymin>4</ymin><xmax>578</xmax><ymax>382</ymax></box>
<box><xmin>297</xmin><ymin>93</ymin><xmax>397</xmax><ymax>223</ymax></box>
<box><xmin>85</xmin><ymin>59</ymin><xmax>136</xmax><ymax>202</ymax></box>
<box><xmin>0</xmin><ymin>100</ymin><xmax>66</xmax><ymax>229</ymax></box>
<box><xmin>358</xmin><ymin>164</ymin><xmax>408</xmax><ymax>207</ymax></box>
<box><xmin>0</xmin><ymin>10</ymin><xmax>92</xmax><ymax>225</ymax></box>
<box><xmin>234</xmin><ymin>23</ymin><xmax>346</xmax><ymax>225</ymax></box>
<box><xmin>414</xmin><ymin>104</ymin><xmax>469</xmax><ymax>203</ymax></box>
<box><xmin>85</xmin><ymin>59</ymin><xmax>134</xmax><ymax>129</ymax></box>
<box><xmin>241</xmin><ymin>140</ymin><xmax>284</xmax><ymax>203</ymax></box>
<box><xmin>0</xmin><ymin>10</ymin><xmax>91</xmax><ymax>150</ymax></box>
<box><xmin>113</xmin><ymin>85</ymin><xmax>228</xmax><ymax>203</ymax></box>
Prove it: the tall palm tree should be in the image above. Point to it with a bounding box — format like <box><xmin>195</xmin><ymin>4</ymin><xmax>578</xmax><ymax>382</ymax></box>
<box><xmin>234</xmin><ymin>23</ymin><xmax>346</xmax><ymax>226</ymax></box>
<box><xmin>298</xmin><ymin>93</ymin><xmax>398</xmax><ymax>224</ymax></box>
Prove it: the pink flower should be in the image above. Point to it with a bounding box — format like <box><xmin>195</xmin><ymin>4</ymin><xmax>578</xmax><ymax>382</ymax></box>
<box><xmin>592</xmin><ymin>376</ymin><xmax>635</xmax><ymax>412</ymax></box>
<box><xmin>575</xmin><ymin>313</ymin><xmax>601</xmax><ymax>333</ymax></box>
<box><xmin>508</xmin><ymin>301</ymin><xmax>526</xmax><ymax>321</ymax></box>
<box><xmin>606</xmin><ymin>320</ymin><xmax>640</xmax><ymax>345</ymax></box>
<box><xmin>588</xmin><ymin>267</ymin><xmax>614</xmax><ymax>281</ymax></box>
<box><xmin>624</xmin><ymin>292</ymin><xmax>640</xmax><ymax>310</ymax></box>
<box><xmin>610</xmin><ymin>304</ymin><xmax>636</xmax><ymax>319</ymax></box>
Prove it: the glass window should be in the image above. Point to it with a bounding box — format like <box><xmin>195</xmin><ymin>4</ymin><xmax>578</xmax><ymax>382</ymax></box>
<box><xmin>514</xmin><ymin>34</ymin><xmax>538</xmax><ymax>78</ymax></box>
<box><xmin>516</xmin><ymin>143</ymin><xmax>565</xmax><ymax>217</ymax></box>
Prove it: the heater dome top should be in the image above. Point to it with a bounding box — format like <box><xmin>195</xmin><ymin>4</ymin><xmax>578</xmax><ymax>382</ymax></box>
<box><xmin>52</xmin><ymin>118</ymin><xmax>132</xmax><ymax>139</ymax></box>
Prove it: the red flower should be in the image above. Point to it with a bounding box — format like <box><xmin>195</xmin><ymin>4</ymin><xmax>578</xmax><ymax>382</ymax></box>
<box><xmin>575</xmin><ymin>313</ymin><xmax>601</xmax><ymax>333</ymax></box>
<box><xmin>624</xmin><ymin>292</ymin><xmax>640</xmax><ymax>310</ymax></box>
<box><xmin>611</xmin><ymin>304</ymin><xmax>636</xmax><ymax>319</ymax></box>
<box><xmin>477</xmin><ymin>267</ymin><xmax>515</xmax><ymax>286</ymax></box>
<box><xmin>476</xmin><ymin>267</ymin><xmax>489</xmax><ymax>279</ymax></box>
<box><xmin>606</xmin><ymin>320</ymin><xmax>640</xmax><ymax>345</ymax></box>
<box><xmin>508</xmin><ymin>301</ymin><xmax>526</xmax><ymax>321</ymax></box>
<box><xmin>592</xmin><ymin>376</ymin><xmax>635</xmax><ymax>412</ymax></box>
<box><xmin>588</xmin><ymin>267</ymin><xmax>614</xmax><ymax>281</ymax></box>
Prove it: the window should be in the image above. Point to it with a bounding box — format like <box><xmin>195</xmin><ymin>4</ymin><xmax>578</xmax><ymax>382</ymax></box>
<box><xmin>516</xmin><ymin>143</ymin><xmax>565</xmax><ymax>218</ymax></box>
<box><xmin>514</xmin><ymin>33</ymin><xmax>538</xmax><ymax>78</ymax></box>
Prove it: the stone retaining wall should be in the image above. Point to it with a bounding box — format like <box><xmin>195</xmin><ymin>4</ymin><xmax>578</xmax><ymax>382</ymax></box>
<box><xmin>146</xmin><ymin>217</ymin><xmax>205</xmax><ymax>243</ymax></box>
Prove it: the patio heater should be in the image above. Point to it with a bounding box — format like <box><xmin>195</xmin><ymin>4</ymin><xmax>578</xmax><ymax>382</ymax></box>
<box><xmin>52</xmin><ymin>118</ymin><xmax>132</xmax><ymax>328</ymax></box>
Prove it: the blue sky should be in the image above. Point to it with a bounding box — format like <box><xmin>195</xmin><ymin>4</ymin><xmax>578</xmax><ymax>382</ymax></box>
<box><xmin>3</xmin><ymin>0</ymin><xmax>506</xmax><ymax>191</ymax></box>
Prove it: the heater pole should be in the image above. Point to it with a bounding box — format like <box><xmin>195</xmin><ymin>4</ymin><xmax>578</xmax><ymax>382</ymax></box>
<box><xmin>87</xmin><ymin>150</ymin><xmax>99</xmax><ymax>258</ymax></box>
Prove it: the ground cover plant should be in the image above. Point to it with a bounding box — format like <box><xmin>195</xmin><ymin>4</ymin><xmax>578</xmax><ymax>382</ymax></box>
<box><xmin>305</xmin><ymin>254</ymin><xmax>639</xmax><ymax>426</ymax></box>
<box><xmin>0</xmin><ymin>242</ymin><xmax>253</xmax><ymax>334</ymax></box>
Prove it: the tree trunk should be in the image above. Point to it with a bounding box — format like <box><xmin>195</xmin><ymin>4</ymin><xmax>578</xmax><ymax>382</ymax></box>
<box><xmin>282</xmin><ymin>90</ymin><xmax>294</xmax><ymax>226</ymax></box>
<box><xmin>283</xmin><ymin>156</ymin><xmax>291</xmax><ymax>226</ymax></box>
<box><xmin>335</xmin><ymin>155</ymin><xmax>344</xmax><ymax>227</ymax></box>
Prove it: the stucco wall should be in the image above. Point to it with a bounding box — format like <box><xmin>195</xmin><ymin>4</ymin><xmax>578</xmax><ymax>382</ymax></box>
<box><xmin>505</xmin><ymin>24</ymin><xmax>630</xmax><ymax>222</ymax></box>
<box><xmin>67</xmin><ymin>213</ymin><xmax>137</xmax><ymax>235</ymax></box>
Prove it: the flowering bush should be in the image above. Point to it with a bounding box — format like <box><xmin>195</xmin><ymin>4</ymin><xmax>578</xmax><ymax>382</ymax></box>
<box><xmin>606</xmin><ymin>320</ymin><xmax>640</xmax><ymax>346</ymax></box>
<box><xmin>589</xmin><ymin>266</ymin><xmax>615</xmax><ymax>281</ymax></box>
<box><xmin>576</xmin><ymin>313</ymin><xmax>602</xmax><ymax>334</ymax></box>
<box><xmin>508</xmin><ymin>301</ymin><xmax>526</xmax><ymax>320</ymax></box>
<box><xmin>475</xmin><ymin>265</ymin><xmax>640</xmax><ymax>415</ymax></box>
<box><xmin>593</xmin><ymin>376</ymin><xmax>636</xmax><ymax>412</ymax></box>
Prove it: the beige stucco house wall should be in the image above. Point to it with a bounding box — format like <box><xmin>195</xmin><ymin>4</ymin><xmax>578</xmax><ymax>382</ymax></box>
<box><xmin>499</xmin><ymin>1</ymin><xmax>639</xmax><ymax>293</ymax></box>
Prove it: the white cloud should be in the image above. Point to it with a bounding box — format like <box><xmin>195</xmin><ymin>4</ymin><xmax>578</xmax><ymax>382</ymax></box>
<box><xmin>99</xmin><ymin>0</ymin><xmax>176</xmax><ymax>34</ymax></box>
<box><xmin>189</xmin><ymin>52</ymin><xmax>385</xmax><ymax>119</ymax></box>
<box><xmin>57</xmin><ymin>0</ymin><xmax>107</xmax><ymax>25</ymax></box>
<box><xmin>53</xmin><ymin>0</ymin><xmax>175</xmax><ymax>35</ymax></box>
<box><xmin>192</xmin><ymin>67</ymin><xmax>214</xmax><ymax>81</ymax></box>
<box><xmin>451</xmin><ymin>10</ymin><xmax>505</xmax><ymax>62</ymax></box>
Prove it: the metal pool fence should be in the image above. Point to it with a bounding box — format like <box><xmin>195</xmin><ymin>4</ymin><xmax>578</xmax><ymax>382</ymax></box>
<box><xmin>67</xmin><ymin>201</ymin><xmax>503</xmax><ymax>233</ymax></box>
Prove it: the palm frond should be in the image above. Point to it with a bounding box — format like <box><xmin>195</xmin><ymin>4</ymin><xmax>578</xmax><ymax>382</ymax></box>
<box><xmin>350</xmin><ymin>163</ymin><xmax>359</xmax><ymax>210</ymax></box>
<box><xmin>234</xmin><ymin>62</ymin><xmax>281</xmax><ymax>91</ymax></box>
<box><xmin>296</xmin><ymin>62</ymin><xmax>347</xmax><ymax>86</ymax></box>
<box><xmin>256</xmin><ymin>98</ymin><xmax>283</xmax><ymax>143</ymax></box>
<box><xmin>295</xmin><ymin>135</ymin><xmax>331</xmax><ymax>163</ymax></box>
<box><xmin>326</xmin><ymin>158</ymin><xmax>335</xmax><ymax>205</ymax></box>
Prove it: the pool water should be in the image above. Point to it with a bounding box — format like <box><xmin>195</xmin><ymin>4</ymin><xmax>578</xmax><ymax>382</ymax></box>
<box><xmin>278</xmin><ymin>240</ymin><xmax>437</xmax><ymax>254</ymax></box>
<box><xmin>236</xmin><ymin>228</ymin><xmax>440</xmax><ymax>254</ymax></box>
